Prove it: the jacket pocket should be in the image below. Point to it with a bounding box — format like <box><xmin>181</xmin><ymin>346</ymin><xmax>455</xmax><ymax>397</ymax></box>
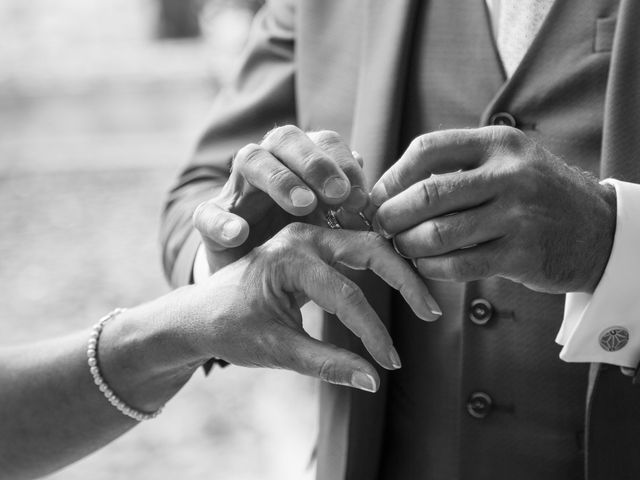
<box><xmin>594</xmin><ymin>16</ymin><xmax>616</xmax><ymax>52</ymax></box>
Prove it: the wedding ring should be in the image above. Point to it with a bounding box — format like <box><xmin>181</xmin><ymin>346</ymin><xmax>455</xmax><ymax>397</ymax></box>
<box><xmin>325</xmin><ymin>209</ymin><xmax>343</xmax><ymax>229</ymax></box>
<box><xmin>325</xmin><ymin>209</ymin><xmax>373</xmax><ymax>231</ymax></box>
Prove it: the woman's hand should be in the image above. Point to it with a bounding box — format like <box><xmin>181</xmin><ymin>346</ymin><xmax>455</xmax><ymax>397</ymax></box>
<box><xmin>183</xmin><ymin>223</ymin><xmax>438</xmax><ymax>392</ymax></box>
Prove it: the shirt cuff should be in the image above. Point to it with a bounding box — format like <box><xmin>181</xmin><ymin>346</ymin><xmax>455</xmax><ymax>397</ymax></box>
<box><xmin>556</xmin><ymin>179</ymin><xmax>640</xmax><ymax>368</ymax></box>
<box><xmin>193</xmin><ymin>243</ymin><xmax>212</xmax><ymax>284</ymax></box>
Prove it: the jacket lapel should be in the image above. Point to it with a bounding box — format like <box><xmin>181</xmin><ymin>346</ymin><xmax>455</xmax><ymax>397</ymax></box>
<box><xmin>343</xmin><ymin>2</ymin><xmax>420</xmax><ymax>479</ymax></box>
<box><xmin>587</xmin><ymin>0</ymin><xmax>640</xmax><ymax>478</ymax></box>
<box><xmin>317</xmin><ymin>2</ymin><xmax>419</xmax><ymax>480</ymax></box>
<box><xmin>350</xmin><ymin>0</ymin><xmax>420</xmax><ymax>185</ymax></box>
<box><xmin>599</xmin><ymin>0</ymin><xmax>640</xmax><ymax>182</ymax></box>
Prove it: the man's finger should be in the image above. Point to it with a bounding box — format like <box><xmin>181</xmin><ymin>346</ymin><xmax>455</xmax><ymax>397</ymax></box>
<box><xmin>281</xmin><ymin>331</ymin><xmax>380</xmax><ymax>393</ymax></box>
<box><xmin>391</xmin><ymin>203</ymin><xmax>505</xmax><ymax>258</ymax></box>
<box><xmin>371</xmin><ymin>128</ymin><xmax>490</xmax><ymax>207</ymax></box>
<box><xmin>233</xmin><ymin>143</ymin><xmax>318</xmax><ymax>216</ymax></box>
<box><xmin>316</xmin><ymin>229</ymin><xmax>442</xmax><ymax>319</ymax></box>
<box><xmin>193</xmin><ymin>199</ymin><xmax>250</xmax><ymax>250</ymax></box>
<box><xmin>374</xmin><ymin>170</ymin><xmax>495</xmax><ymax>237</ymax></box>
<box><xmin>307</xmin><ymin>131</ymin><xmax>369</xmax><ymax>212</ymax></box>
<box><xmin>413</xmin><ymin>238</ymin><xmax>505</xmax><ymax>283</ymax></box>
<box><xmin>291</xmin><ymin>256</ymin><xmax>401</xmax><ymax>371</ymax></box>
<box><xmin>261</xmin><ymin>125</ymin><xmax>351</xmax><ymax>206</ymax></box>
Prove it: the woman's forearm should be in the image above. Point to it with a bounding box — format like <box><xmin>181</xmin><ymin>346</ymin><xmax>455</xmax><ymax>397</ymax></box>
<box><xmin>0</xmin><ymin>288</ymin><xmax>205</xmax><ymax>480</ymax></box>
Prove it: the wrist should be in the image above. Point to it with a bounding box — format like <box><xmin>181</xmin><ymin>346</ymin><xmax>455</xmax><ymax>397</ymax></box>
<box><xmin>98</xmin><ymin>294</ymin><xmax>205</xmax><ymax>413</ymax></box>
<box><xmin>584</xmin><ymin>182</ymin><xmax>617</xmax><ymax>293</ymax></box>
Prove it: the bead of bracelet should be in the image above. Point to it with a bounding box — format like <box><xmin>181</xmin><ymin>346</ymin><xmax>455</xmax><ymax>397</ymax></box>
<box><xmin>87</xmin><ymin>308</ymin><xmax>162</xmax><ymax>422</ymax></box>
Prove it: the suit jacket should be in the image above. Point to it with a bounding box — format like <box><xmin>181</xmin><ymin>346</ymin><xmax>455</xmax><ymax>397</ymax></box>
<box><xmin>161</xmin><ymin>1</ymin><xmax>640</xmax><ymax>478</ymax></box>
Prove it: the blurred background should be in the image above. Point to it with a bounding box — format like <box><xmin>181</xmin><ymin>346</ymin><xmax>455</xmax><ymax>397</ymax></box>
<box><xmin>0</xmin><ymin>1</ymin><xmax>319</xmax><ymax>479</ymax></box>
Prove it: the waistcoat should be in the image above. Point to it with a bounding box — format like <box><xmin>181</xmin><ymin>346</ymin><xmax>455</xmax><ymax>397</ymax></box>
<box><xmin>377</xmin><ymin>0</ymin><xmax>618</xmax><ymax>478</ymax></box>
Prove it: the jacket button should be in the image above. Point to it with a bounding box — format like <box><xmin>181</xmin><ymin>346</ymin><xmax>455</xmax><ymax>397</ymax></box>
<box><xmin>489</xmin><ymin>112</ymin><xmax>517</xmax><ymax>127</ymax></box>
<box><xmin>469</xmin><ymin>298</ymin><xmax>493</xmax><ymax>325</ymax></box>
<box><xmin>467</xmin><ymin>391</ymin><xmax>493</xmax><ymax>419</ymax></box>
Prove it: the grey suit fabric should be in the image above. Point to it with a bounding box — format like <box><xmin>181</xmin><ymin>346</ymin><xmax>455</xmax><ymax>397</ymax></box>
<box><xmin>380</xmin><ymin>1</ymin><xmax>590</xmax><ymax>478</ymax></box>
<box><xmin>160</xmin><ymin>1</ymin><xmax>640</xmax><ymax>478</ymax></box>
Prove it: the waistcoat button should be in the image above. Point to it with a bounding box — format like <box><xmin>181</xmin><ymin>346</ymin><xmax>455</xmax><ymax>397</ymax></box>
<box><xmin>467</xmin><ymin>391</ymin><xmax>493</xmax><ymax>419</ymax></box>
<box><xmin>489</xmin><ymin>112</ymin><xmax>517</xmax><ymax>127</ymax></box>
<box><xmin>469</xmin><ymin>298</ymin><xmax>494</xmax><ymax>325</ymax></box>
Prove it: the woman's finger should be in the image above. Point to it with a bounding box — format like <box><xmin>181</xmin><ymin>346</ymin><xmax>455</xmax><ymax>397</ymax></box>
<box><xmin>289</xmin><ymin>255</ymin><xmax>401</xmax><ymax>371</ymax></box>
<box><xmin>279</xmin><ymin>329</ymin><xmax>380</xmax><ymax>392</ymax></box>
<box><xmin>315</xmin><ymin>229</ymin><xmax>442</xmax><ymax>319</ymax></box>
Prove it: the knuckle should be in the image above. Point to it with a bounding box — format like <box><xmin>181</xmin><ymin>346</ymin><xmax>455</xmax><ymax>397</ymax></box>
<box><xmin>362</xmin><ymin>230</ymin><xmax>388</xmax><ymax>265</ymax></box>
<box><xmin>385</xmin><ymin>167</ymin><xmax>401</xmax><ymax>193</ymax></box>
<box><xmin>414</xmin><ymin>133</ymin><xmax>432</xmax><ymax>155</ymax></box>
<box><xmin>266</xmin><ymin>166</ymin><xmax>293</xmax><ymax>188</ymax></box>
<box><xmin>263</xmin><ymin>124</ymin><xmax>301</xmax><ymax>147</ymax></box>
<box><xmin>492</xmin><ymin>125</ymin><xmax>526</xmax><ymax>152</ymax></box>
<box><xmin>301</xmin><ymin>150</ymin><xmax>331</xmax><ymax>170</ymax></box>
<box><xmin>340</xmin><ymin>280</ymin><xmax>365</xmax><ymax>305</ymax></box>
<box><xmin>259</xmin><ymin>235</ymin><xmax>290</xmax><ymax>262</ymax></box>
<box><xmin>420</xmin><ymin>176</ymin><xmax>441</xmax><ymax>207</ymax></box>
<box><xmin>364</xmin><ymin>230</ymin><xmax>386</xmax><ymax>249</ymax></box>
<box><xmin>427</xmin><ymin>221</ymin><xmax>446</xmax><ymax>249</ymax></box>
<box><xmin>414</xmin><ymin>131</ymin><xmax>447</xmax><ymax>156</ymax></box>
<box><xmin>235</xmin><ymin>143</ymin><xmax>263</xmax><ymax>168</ymax></box>
<box><xmin>278</xmin><ymin>222</ymin><xmax>317</xmax><ymax>244</ymax></box>
<box><xmin>311</xmin><ymin>129</ymin><xmax>343</xmax><ymax>148</ymax></box>
<box><xmin>192</xmin><ymin>200</ymin><xmax>209</xmax><ymax>225</ymax></box>
<box><xmin>279</xmin><ymin>221</ymin><xmax>304</xmax><ymax>238</ymax></box>
<box><xmin>318</xmin><ymin>358</ymin><xmax>340</xmax><ymax>383</ymax></box>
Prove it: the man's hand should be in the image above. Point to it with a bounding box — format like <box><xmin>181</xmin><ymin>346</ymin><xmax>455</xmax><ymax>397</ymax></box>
<box><xmin>192</xmin><ymin>126</ymin><xmax>369</xmax><ymax>273</ymax></box>
<box><xmin>185</xmin><ymin>224</ymin><xmax>438</xmax><ymax>392</ymax></box>
<box><xmin>371</xmin><ymin>127</ymin><xmax>617</xmax><ymax>294</ymax></box>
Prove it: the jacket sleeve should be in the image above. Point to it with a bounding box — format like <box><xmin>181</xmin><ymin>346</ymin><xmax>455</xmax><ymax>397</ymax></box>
<box><xmin>160</xmin><ymin>0</ymin><xmax>297</xmax><ymax>287</ymax></box>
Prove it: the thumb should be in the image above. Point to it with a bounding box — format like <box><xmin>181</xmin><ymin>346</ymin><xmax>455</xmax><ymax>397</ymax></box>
<box><xmin>283</xmin><ymin>332</ymin><xmax>380</xmax><ymax>393</ymax></box>
<box><xmin>192</xmin><ymin>199</ymin><xmax>250</xmax><ymax>250</ymax></box>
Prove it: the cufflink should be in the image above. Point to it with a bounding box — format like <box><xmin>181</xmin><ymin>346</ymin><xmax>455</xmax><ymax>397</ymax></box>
<box><xmin>599</xmin><ymin>326</ymin><xmax>630</xmax><ymax>352</ymax></box>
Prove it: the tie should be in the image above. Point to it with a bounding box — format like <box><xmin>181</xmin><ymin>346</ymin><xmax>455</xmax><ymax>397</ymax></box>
<box><xmin>494</xmin><ymin>0</ymin><xmax>555</xmax><ymax>77</ymax></box>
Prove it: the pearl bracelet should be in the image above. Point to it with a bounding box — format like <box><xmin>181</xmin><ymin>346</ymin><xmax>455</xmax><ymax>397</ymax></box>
<box><xmin>87</xmin><ymin>308</ymin><xmax>162</xmax><ymax>422</ymax></box>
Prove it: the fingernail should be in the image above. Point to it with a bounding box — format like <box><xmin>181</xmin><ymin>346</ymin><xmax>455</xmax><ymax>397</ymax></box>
<box><xmin>351</xmin><ymin>371</ymin><xmax>378</xmax><ymax>392</ymax></box>
<box><xmin>388</xmin><ymin>347</ymin><xmax>402</xmax><ymax>369</ymax></box>
<box><xmin>343</xmin><ymin>186</ymin><xmax>369</xmax><ymax>212</ymax></box>
<box><xmin>221</xmin><ymin>219</ymin><xmax>242</xmax><ymax>240</ymax></box>
<box><xmin>323</xmin><ymin>176</ymin><xmax>349</xmax><ymax>199</ymax></box>
<box><xmin>372</xmin><ymin>215</ymin><xmax>392</xmax><ymax>239</ymax></box>
<box><xmin>392</xmin><ymin>238</ymin><xmax>411</xmax><ymax>259</ymax></box>
<box><xmin>370</xmin><ymin>182</ymin><xmax>389</xmax><ymax>207</ymax></box>
<box><xmin>425</xmin><ymin>296</ymin><xmax>442</xmax><ymax>318</ymax></box>
<box><xmin>290</xmin><ymin>186</ymin><xmax>315</xmax><ymax>208</ymax></box>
